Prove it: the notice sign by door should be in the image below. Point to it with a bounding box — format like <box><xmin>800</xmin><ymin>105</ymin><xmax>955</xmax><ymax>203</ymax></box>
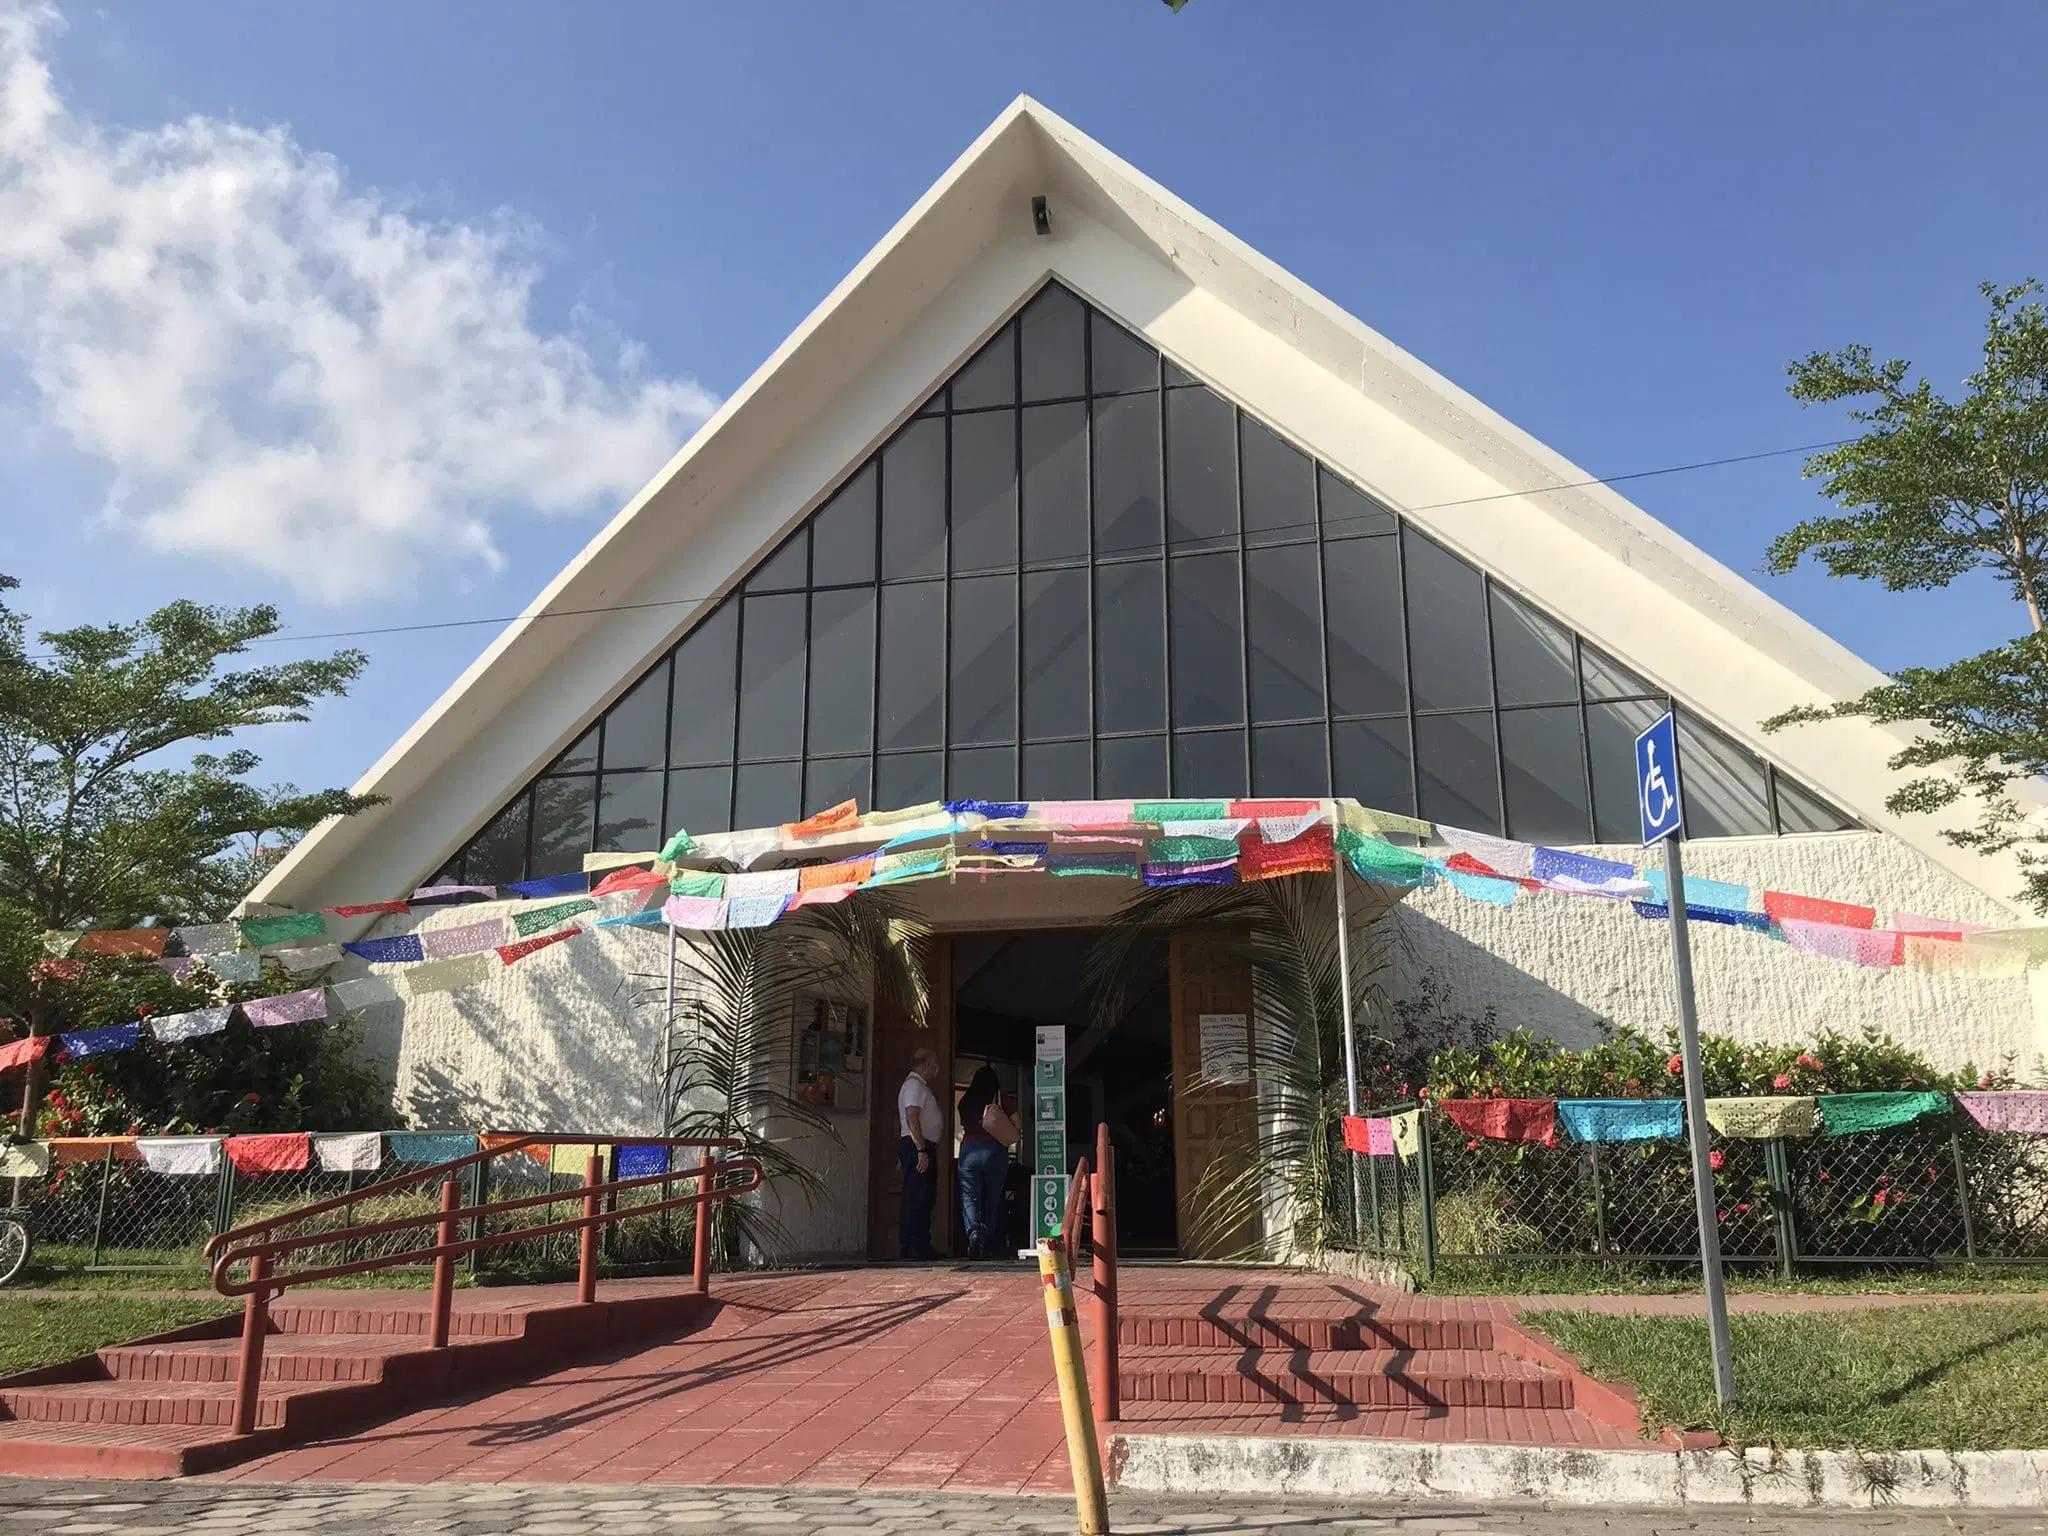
<box><xmin>1031</xmin><ymin>1025</ymin><xmax>1067</xmax><ymax>1243</ymax></box>
<box><xmin>1198</xmin><ymin>1012</ymin><xmax>1251</xmax><ymax>1084</ymax></box>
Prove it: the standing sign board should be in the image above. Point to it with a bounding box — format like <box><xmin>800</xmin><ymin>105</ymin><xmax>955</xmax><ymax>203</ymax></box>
<box><xmin>1031</xmin><ymin>1026</ymin><xmax>1068</xmax><ymax>1243</ymax></box>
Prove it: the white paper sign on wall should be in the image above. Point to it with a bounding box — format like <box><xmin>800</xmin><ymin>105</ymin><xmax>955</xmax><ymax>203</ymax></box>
<box><xmin>1198</xmin><ymin>1012</ymin><xmax>1251</xmax><ymax>1084</ymax></box>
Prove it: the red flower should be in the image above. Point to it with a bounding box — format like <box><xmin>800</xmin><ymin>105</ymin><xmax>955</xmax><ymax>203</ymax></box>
<box><xmin>1872</xmin><ymin>1187</ymin><xmax>1889</xmax><ymax>1207</ymax></box>
<box><xmin>1398</xmin><ymin>1082</ymin><xmax>1412</xmax><ymax>1097</ymax></box>
<box><xmin>80</xmin><ymin>1062</ymin><xmax>98</xmax><ymax>1078</ymax></box>
<box><xmin>1796</xmin><ymin>1053</ymin><xmax>1820</xmax><ymax>1070</ymax></box>
<box><xmin>241</xmin><ymin>1092</ymin><xmax>262</xmax><ymax>1106</ymax></box>
<box><xmin>1734</xmin><ymin>1202</ymin><xmax>1751</xmax><ymax>1216</ymax></box>
<box><xmin>1666</xmin><ymin>1054</ymin><xmax>1684</xmax><ymax>1076</ymax></box>
<box><xmin>1716</xmin><ymin>1209</ymin><xmax>1728</xmax><ymax>1223</ymax></box>
<box><xmin>1625</xmin><ymin>1078</ymin><xmax>1641</xmax><ymax>1094</ymax></box>
<box><xmin>1465</xmin><ymin>1139</ymin><xmax>1481</xmax><ymax>1152</ymax></box>
<box><xmin>1772</xmin><ymin>1074</ymin><xmax>1792</xmax><ymax>1090</ymax></box>
<box><xmin>1709</xmin><ymin>1149</ymin><xmax>1725</xmax><ymax>1171</ymax></box>
<box><xmin>136</xmin><ymin>1004</ymin><xmax>154</xmax><ymax>1018</ymax></box>
<box><xmin>46</xmin><ymin>1091</ymin><xmax>67</xmax><ymax>1110</ymax></box>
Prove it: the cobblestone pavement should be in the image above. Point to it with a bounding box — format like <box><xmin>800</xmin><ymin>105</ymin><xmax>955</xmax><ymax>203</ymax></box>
<box><xmin>2</xmin><ymin>1481</ymin><xmax>2045</xmax><ymax>1536</ymax></box>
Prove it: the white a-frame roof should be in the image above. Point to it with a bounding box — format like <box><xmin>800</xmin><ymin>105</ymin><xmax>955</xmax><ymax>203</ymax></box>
<box><xmin>254</xmin><ymin>96</ymin><xmax>2028</xmax><ymax>915</ymax></box>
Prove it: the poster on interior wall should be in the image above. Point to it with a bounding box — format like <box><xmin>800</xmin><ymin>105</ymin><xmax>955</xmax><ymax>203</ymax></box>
<box><xmin>1030</xmin><ymin>1025</ymin><xmax>1068</xmax><ymax>1246</ymax></box>
<box><xmin>793</xmin><ymin>998</ymin><xmax>866</xmax><ymax>1112</ymax></box>
<box><xmin>1198</xmin><ymin>1012</ymin><xmax>1251</xmax><ymax>1084</ymax></box>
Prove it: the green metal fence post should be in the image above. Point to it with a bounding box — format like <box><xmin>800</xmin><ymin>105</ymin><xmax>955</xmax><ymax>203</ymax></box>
<box><xmin>88</xmin><ymin>1143</ymin><xmax>115</xmax><ymax>1267</ymax></box>
<box><xmin>1416</xmin><ymin>1109</ymin><xmax>1438</xmax><ymax>1281</ymax></box>
<box><xmin>1947</xmin><ymin>1119</ymin><xmax>1980</xmax><ymax>1264</ymax></box>
<box><xmin>1764</xmin><ymin>1139</ymin><xmax>1797</xmax><ymax>1279</ymax></box>
<box><xmin>467</xmin><ymin>1152</ymin><xmax>487</xmax><ymax>1278</ymax></box>
<box><xmin>215</xmin><ymin>1156</ymin><xmax>237</xmax><ymax>1240</ymax></box>
<box><xmin>1588</xmin><ymin>1147</ymin><xmax>1609</xmax><ymax>1257</ymax></box>
<box><xmin>1366</xmin><ymin>1145</ymin><xmax>1383</xmax><ymax>1252</ymax></box>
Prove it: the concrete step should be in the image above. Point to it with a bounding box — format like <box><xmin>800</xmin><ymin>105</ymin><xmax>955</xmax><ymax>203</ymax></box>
<box><xmin>1116</xmin><ymin>1307</ymin><xmax>1495</xmax><ymax>1354</ymax></box>
<box><xmin>1117</xmin><ymin>1346</ymin><xmax>1573</xmax><ymax>1410</ymax></box>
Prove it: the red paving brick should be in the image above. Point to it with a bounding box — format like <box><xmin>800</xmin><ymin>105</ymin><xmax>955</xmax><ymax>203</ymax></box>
<box><xmin>216</xmin><ymin>1266</ymin><xmax>1657</xmax><ymax>1491</ymax></box>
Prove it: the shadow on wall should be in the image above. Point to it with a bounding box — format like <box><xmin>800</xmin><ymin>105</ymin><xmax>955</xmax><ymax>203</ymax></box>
<box><xmin>1379</xmin><ymin>908</ymin><xmax>1616</xmax><ymax>1052</ymax></box>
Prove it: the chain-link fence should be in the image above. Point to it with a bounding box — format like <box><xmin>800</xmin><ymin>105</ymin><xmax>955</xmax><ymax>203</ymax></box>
<box><xmin>1340</xmin><ymin>1104</ymin><xmax>2048</xmax><ymax>1277</ymax></box>
<box><xmin>13</xmin><ymin>1134</ymin><xmax>703</xmax><ymax>1282</ymax></box>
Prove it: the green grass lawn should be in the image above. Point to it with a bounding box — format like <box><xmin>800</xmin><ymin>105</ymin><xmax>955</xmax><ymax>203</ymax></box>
<box><xmin>1526</xmin><ymin>1301</ymin><xmax>2048</xmax><ymax>1450</ymax></box>
<box><xmin>1428</xmin><ymin>1256</ymin><xmax>2048</xmax><ymax>1297</ymax></box>
<box><xmin>0</xmin><ymin>1295</ymin><xmax>235</xmax><ymax>1378</ymax></box>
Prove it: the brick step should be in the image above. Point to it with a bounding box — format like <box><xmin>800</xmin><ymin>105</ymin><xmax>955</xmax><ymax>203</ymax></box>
<box><xmin>267</xmin><ymin>1300</ymin><xmax>526</xmax><ymax>1339</ymax></box>
<box><xmin>1116</xmin><ymin>1308</ymin><xmax>1495</xmax><ymax>1354</ymax></box>
<box><xmin>0</xmin><ymin>1375</ymin><xmax>354</xmax><ymax>1430</ymax></box>
<box><xmin>1116</xmin><ymin>1347</ymin><xmax>1572</xmax><ymax>1410</ymax></box>
<box><xmin>99</xmin><ymin>1333</ymin><xmax>435</xmax><ymax>1386</ymax></box>
<box><xmin>0</xmin><ymin>1420</ymin><xmax>251</xmax><ymax>1479</ymax></box>
<box><xmin>1106</xmin><ymin>1396</ymin><xmax>1654</xmax><ymax>1449</ymax></box>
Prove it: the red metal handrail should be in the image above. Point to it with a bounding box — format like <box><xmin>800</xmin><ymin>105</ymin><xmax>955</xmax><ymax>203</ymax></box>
<box><xmin>1052</xmin><ymin>1129</ymin><xmax>1119</xmax><ymax>1423</ymax></box>
<box><xmin>208</xmin><ymin>1134</ymin><xmax>757</xmax><ymax>1435</ymax></box>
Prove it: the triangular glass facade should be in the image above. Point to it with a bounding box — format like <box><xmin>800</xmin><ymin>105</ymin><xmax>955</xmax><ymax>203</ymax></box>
<box><xmin>441</xmin><ymin>282</ymin><xmax>1857</xmax><ymax>883</ymax></box>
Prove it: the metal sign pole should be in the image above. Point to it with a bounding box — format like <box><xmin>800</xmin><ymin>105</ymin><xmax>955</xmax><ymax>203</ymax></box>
<box><xmin>659</xmin><ymin>923</ymin><xmax>679</xmax><ymax>1132</ymax></box>
<box><xmin>1329</xmin><ymin>805</ymin><xmax>1367</xmax><ymax>1238</ymax></box>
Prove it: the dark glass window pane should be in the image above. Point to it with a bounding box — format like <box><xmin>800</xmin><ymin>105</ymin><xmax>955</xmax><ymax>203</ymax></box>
<box><xmin>1166</xmin><ymin>386</ymin><xmax>1236</xmax><ymax>549</ymax></box>
<box><xmin>1173</xmin><ymin>730</ymin><xmax>1247</xmax><ymax>798</ymax></box>
<box><xmin>596</xmin><ymin>769</ymin><xmax>664</xmax><ymax>853</ymax></box>
<box><xmin>1677</xmin><ymin>711</ymin><xmax>1772</xmax><ymax>837</ymax></box>
<box><xmin>464</xmin><ymin>793</ymin><xmax>531</xmax><ymax>886</ymax></box>
<box><xmin>1241</xmin><ymin>416</ymin><xmax>1313</xmax><ymax>545</ymax></box>
<box><xmin>737</xmin><ymin>593</ymin><xmax>806</xmax><ymax>760</ymax></box>
<box><xmin>876</xmin><ymin>751</ymin><xmax>943</xmax><ymax>809</ymax></box>
<box><xmin>1323</xmin><ymin>537</ymin><xmax>1405</xmax><ymax>715</ymax></box>
<box><xmin>1404</xmin><ymin>530</ymin><xmax>1490</xmax><ymax>711</ymax></box>
<box><xmin>529</xmin><ymin>776</ymin><xmax>597</xmax><ymax>876</ymax></box>
<box><xmin>1587</xmin><ymin>698</ymin><xmax>1662</xmax><ymax>842</ymax></box>
<box><xmin>881</xmin><ymin>418</ymin><xmax>945</xmax><ymax>579</ymax></box>
<box><xmin>666</xmin><ymin>767</ymin><xmax>732</xmax><ymax>836</ymax></box>
<box><xmin>1095</xmin><ymin>560</ymin><xmax>1165</xmax><ymax>733</ymax></box>
<box><xmin>1489</xmin><ymin>586</ymin><xmax>1577</xmax><ymax>706</ymax></box>
<box><xmin>1581</xmin><ymin>644</ymin><xmax>1659</xmax><ymax>700</ymax></box>
<box><xmin>1415</xmin><ymin>711</ymin><xmax>1499</xmax><ymax>833</ymax></box>
<box><xmin>949</xmin><ymin>574</ymin><xmax>1017</xmax><ymax>746</ymax></box>
<box><xmin>1098</xmin><ymin>734</ymin><xmax>1168</xmax><ymax>798</ymax></box>
<box><xmin>744</xmin><ymin>528</ymin><xmax>807</xmax><ymax>592</ymax></box>
<box><xmin>1170</xmin><ymin>552</ymin><xmax>1243</xmax><ymax>728</ymax></box>
<box><xmin>948</xmin><ymin>746</ymin><xmax>1016</xmax><ymax>802</ymax></box>
<box><xmin>807</xmin><ymin>587</ymin><xmax>875</xmax><ymax>756</ymax></box>
<box><xmin>1245</xmin><ymin>543</ymin><xmax>1323</xmax><ymax>723</ymax></box>
<box><xmin>950</xmin><ymin>409</ymin><xmax>1018</xmax><ymax>575</ymax></box>
<box><xmin>950</xmin><ymin>326</ymin><xmax>1015</xmax><ymax>411</ymax></box>
<box><xmin>549</xmin><ymin>724</ymin><xmax>598</xmax><ymax>774</ymax></box>
<box><xmin>1500</xmin><ymin>707</ymin><xmax>1589</xmax><ymax>844</ymax></box>
<box><xmin>804</xmin><ymin>756</ymin><xmax>871</xmax><ymax>817</ymax></box>
<box><xmin>1252</xmin><ymin>723</ymin><xmax>1328</xmax><ymax>798</ymax></box>
<box><xmin>1020</xmin><ymin>285</ymin><xmax>1085</xmax><ymax>403</ymax></box>
<box><xmin>1093</xmin><ymin>393</ymin><xmax>1161</xmax><ymax>557</ymax></box>
<box><xmin>1775</xmin><ymin>774</ymin><xmax>1856</xmax><ymax>834</ymax></box>
<box><xmin>1022</xmin><ymin>569</ymin><xmax>1089</xmax><ymax>740</ymax></box>
<box><xmin>1333</xmin><ymin>718</ymin><xmax>1414</xmax><ymax>816</ymax></box>
<box><xmin>601</xmin><ymin>661</ymin><xmax>669</xmax><ymax>772</ymax></box>
<box><xmin>1022</xmin><ymin>403</ymin><xmax>1088</xmax><ymax>565</ymax></box>
<box><xmin>1163</xmin><ymin>358</ymin><xmax>1198</xmax><ymax>389</ymax></box>
<box><xmin>670</xmin><ymin>604</ymin><xmax>738</xmax><ymax>767</ymax></box>
<box><xmin>1090</xmin><ymin>311</ymin><xmax>1157</xmax><ymax>395</ymax></box>
<box><xmin>915</xmin><ymin>389</ymin><xmax>944</xmax><ymax>417</ymax></box>
<box><xmin>1320</xmin><ymin>468</ymin><xmax>1396</xmax><ymax>539</ymax></box>
<box><xmin>878</xmin><ymin>582</ymin><xmax>945</xmax><ymax>750</ymax></box>
<box><xmin>1023</xmin><ymin>741</ymin><xmax>1092</xmax><ymax>800</ymax></box>
<box><xmin>734</xmin><ymin>761</ymin><xmax>801</xmax><ymax>830</ymax></box>
<box><xmin>810</xmin><ymin>464</ymin><xmax>876</xmax><ymax>586</ymax></box>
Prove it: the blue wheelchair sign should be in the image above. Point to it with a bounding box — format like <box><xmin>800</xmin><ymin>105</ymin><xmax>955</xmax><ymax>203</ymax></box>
<box><xmin>1635</xmin><ymin>711</ymin><xmax>1684</xmax><ymax>845</ymax></box>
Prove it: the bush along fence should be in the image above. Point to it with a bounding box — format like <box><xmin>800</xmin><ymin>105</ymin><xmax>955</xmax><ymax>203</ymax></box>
<box><xmin>1340</xmin><ymin>1089</ymin><xmax>2048</xmax><ymax>1277</ymax></box>
<box><xmin>0</xmin><ymin>1131</ymin><xmax>710</xmax><ymax>1280</ymax></box>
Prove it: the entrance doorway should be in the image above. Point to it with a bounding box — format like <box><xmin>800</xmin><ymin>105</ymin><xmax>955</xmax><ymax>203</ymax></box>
<box><xmin>951</xmin><ymin>931</ymin><xmax>1178</xmax><ymax>1256</ymax></box>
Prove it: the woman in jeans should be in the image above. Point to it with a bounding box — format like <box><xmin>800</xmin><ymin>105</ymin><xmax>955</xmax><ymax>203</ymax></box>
<box><xmin>956</xmin><ymin>1065</ymin><xmax>1019</xmax><ymax>1259</ymax></box>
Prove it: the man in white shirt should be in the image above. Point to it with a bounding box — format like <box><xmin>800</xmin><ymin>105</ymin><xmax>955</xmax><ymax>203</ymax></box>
<box><xmin>897</xmin><ymin>1047</ymin><xmax>944</xmax><ymax>1261</ymax></box>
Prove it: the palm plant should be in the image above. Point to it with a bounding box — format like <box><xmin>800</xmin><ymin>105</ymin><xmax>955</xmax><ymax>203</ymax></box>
<box><xmin>1086</xmin><ymin>872</ymin><xmax>1404</xmax><ymax>1265</ymax></box>
<box><xmin>641</xmin><ymin>893</ymin><xmax>929</xmax><ymax>1267</ymax></box>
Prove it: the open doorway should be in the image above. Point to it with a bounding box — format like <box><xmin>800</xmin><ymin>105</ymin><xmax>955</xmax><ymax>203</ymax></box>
<box><xmin>951</xmin><ymin>930</ymin><xmax>1178</xmax><ymax>1256</ymax></box>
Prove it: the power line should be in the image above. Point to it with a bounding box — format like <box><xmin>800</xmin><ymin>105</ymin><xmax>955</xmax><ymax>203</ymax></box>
<box><xmin>19</xmin><ymin>434</ymin><xmax>1848</xmax><ymax>660</ymax></box>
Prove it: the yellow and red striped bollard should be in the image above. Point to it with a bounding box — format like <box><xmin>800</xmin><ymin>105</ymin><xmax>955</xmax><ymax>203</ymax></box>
<box><xmin>1038</xmin><ymin>1236</ymin><xmax>1109</xmax><ymax>1535</ymax></box>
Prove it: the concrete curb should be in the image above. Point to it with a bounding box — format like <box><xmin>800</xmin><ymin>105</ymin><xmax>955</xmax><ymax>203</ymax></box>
<box><xmin>1107</xmin><ymin>1432</ymin><xmax>2048</xmax><ymax>1511</ymax></box>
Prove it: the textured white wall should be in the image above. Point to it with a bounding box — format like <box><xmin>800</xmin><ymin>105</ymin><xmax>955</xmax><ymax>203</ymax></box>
<box><xmin>1381</xmin><ymin>831</ymin><xmax>2044</xmax><ymax>1074</ymax></box>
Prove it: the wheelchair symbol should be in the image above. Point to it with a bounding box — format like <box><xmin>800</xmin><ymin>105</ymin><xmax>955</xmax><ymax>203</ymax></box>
<box><xmin>1641</xmin><ymin>739</ymin><xmax>1676</xmax><ymax>829</ymax></box>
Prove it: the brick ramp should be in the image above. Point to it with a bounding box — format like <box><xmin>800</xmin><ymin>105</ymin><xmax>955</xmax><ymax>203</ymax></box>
<box><xmin>0</xmin><ymin>1281</ymin><xmax>718</xmax><ymax>1478</ymax></box>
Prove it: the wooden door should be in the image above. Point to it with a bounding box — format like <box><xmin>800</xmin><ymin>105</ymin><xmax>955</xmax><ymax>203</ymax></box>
<box><xmin>866</xmin><ymin>938</ymin><xmax>952</xmax><ymax>1260</ymax></box>
<box><xmin>1168</xmin><ymin>927</ymin><xmax>1257</xmax><ymax>1258</ymax></box>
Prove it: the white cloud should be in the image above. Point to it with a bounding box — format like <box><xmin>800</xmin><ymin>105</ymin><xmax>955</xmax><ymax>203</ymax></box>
<box><xmin>0</xmin><ymin>1</ymin><xmax>716</xmax><ymax>603</ymax></box>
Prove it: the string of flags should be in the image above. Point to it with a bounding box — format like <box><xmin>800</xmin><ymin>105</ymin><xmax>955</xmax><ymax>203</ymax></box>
<box><xmin>18</xmin><ymin>796</ymin><xmax>2048</xmax><ymax>1061</ymax></box>
<box><xmin>1342</xmin><ymin>1088</ymin><xmax>2048</xmax><ymax>1157</ymax></box>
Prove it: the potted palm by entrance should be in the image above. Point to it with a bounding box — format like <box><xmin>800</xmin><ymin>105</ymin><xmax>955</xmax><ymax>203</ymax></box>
<box><xmin>647</xmin><ymin>896</ymin><xmax>930</xmax><ymax>1269</ymax></box>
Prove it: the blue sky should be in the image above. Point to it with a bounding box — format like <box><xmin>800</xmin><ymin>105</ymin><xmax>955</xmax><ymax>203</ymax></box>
<box><xmin>4</xmin><ymin>0</ymin><xmax>2045</xmax><ymax>798</ymax></box>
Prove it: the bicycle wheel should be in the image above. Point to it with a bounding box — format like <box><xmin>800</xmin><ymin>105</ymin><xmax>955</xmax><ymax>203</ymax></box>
<box><xmin>0</xmin><ymin>1218</ymin><xmax>31</xmax><ymax>1287</ymax></box>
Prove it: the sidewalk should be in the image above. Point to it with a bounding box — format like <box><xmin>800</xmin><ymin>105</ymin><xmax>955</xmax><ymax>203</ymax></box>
<box><xmin>8</xmin><ymin>1479</ymin><xmax>2045</xmax><ymax>1536</ymax></box>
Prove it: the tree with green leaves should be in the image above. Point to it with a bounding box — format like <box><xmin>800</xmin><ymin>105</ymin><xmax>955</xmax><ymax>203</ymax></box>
<box><xmin>1765</xmin><ymin>280</ymin><xmax>2048</xmax><ymax>909</ymax></box>
<box><xmin>0</xmin><ymin>575</ymin><xmax>381</xmax><ymax>1128</ymax></box>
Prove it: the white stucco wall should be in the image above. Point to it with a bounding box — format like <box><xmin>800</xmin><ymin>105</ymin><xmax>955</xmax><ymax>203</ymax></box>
<box><xmin>1382</xmin><ymin>831</ymin><xmax>2045</xmax><ymax>1075</ymax></box>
